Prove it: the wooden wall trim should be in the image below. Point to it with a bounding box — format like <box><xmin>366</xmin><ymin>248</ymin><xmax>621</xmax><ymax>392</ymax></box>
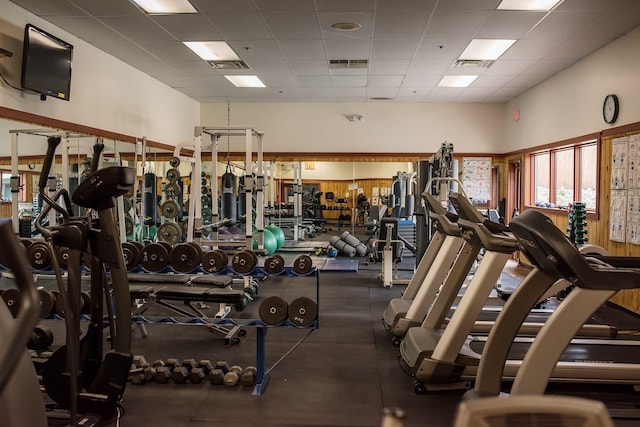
<box><xmin>0</xmin><ymin>106</ymin><xmax>174</xmax><ymax>151</ymax></box>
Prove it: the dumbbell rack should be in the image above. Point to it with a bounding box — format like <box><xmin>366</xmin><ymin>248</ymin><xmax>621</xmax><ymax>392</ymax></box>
<box><xmin>128</xmin><ymin>265</ymin><xmax>320</xmax><ymax>395</ymax></box>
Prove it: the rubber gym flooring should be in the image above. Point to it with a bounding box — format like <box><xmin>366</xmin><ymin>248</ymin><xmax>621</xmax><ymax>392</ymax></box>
<box><xmin>43</xmin><ymin>227</ymin><xmax>640</xmax><ymax>426</ymax></box>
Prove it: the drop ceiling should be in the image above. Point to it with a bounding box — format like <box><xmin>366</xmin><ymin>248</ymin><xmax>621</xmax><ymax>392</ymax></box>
<box><xmin>9</xmin><ymin>0</ymin><xmax>640</xmax><ymax>103</ymax></box>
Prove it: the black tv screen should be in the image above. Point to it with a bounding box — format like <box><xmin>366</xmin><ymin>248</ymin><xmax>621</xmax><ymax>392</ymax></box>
<box><xmin>21</xmin><ymin>24</ymin><xmax>73</xmax><ymax>101</ymax></box>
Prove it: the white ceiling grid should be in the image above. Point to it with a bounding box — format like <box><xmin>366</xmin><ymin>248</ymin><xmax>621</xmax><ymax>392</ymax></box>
<box><xmin>8</xmin><ymin>0</ymin><xmax>640</xmax><ymax>103</ymax></box>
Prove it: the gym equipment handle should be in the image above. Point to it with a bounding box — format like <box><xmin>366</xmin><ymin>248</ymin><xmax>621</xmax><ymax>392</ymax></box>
<box><xmin>38</xmin><ymin>135</ymin><xmax>61</xmax><ymax>190</ymax></box>
<box><xmin>0</xmin><ymin>220</ymin><xmax>41</xmax><ymax>392</ymax></box>
<box><xmin>90</xmin><ymin>140</ymin><xmax>105</xmax><ymax>174</ymax></box>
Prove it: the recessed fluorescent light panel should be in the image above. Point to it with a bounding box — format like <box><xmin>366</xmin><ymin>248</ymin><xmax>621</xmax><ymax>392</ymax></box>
<box><xmin>438</xmin><ymin>75</ymin><xmax>478</xmax><ymax>88</ymax></box>
<box><xmin>497</xmin><ymin>0</ymin><xmax>561</xmax><ymax>11</ymax></box>
<box><xmin>225</xmin><ymin>75</ymin><xmax>265</xmax><ymax>88</ymax></box>
<box><xmin>459</xmin><ymin>39</ymin><xmax>516</xmax><ymax>61</ymax></box>
<box><xmin>183</xmin><ymin>42</ymin><xmax>240</xmax><ymax>61</ymax></box>
<box><xmin>131</xmin><ymin>0</ymin><xmax>197</xmax><ymax>14</ymax></box>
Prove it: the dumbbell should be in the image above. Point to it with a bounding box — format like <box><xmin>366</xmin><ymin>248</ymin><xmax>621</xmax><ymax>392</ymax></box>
<box><xmin>130</xmin><ymin>355</ymin><xmax>150</xmax><ymax>385</ymax></box>
<box><xmin>27</xmin><ymin>324</ymin><xmax>54</xmax><ymax>351</ymax></box>
<box><xmin>172</xmin><ymin>358</ymin><xmax>198</xmax><ymax>384</ymax></box>
<box><xmin>190</xmin><ymin>360</ymin><xmax>213</xmax><ymax>384</ymax></box>
<box><xmin>240</xmin><ymin>366</ymin><xmax>257</xmax><ymax>387</ymax></box>
<box><xmin>223</xmin><ymin>365</ymin><xmax>244</xmax><ymax>386</ymax></box>
<box><xmin>208</xmin><ymin>361</ymin><xmax>229</xmax><ymax>385</ymax></box>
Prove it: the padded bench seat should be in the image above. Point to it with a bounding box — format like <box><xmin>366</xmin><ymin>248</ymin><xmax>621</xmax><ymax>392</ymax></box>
<box><xmin>189</xmin><ymin>275</ymin><xmax>232</xmax><ymax>288</ymax></box>
<box><xmin>128</xmin><ymin>273</ymin><xmax>189</xmax><ymax>284</ymax></box>
<box><xmin>129</xmin><ymin>285</ymin><xmax>154</xmax><ymax>299</ymax></box>
<box><xmin>155</xmin><ymin>286</ymin><xmax>245</xmax><ymax>304</ymax></box>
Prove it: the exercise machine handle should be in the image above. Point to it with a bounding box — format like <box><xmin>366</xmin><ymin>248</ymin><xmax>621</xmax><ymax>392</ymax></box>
<box><xmin>0</xmin><ymin>220</ymin><xmax>40</xmax><ymax>393</ymax></box>
<box><xmin>38</xmin><ymin>135</ymin><xmax>61</xmax><ymax>190</ymax></box>
<box><xmin>90</xmin><ymin>139</ymin><xmax>105</xmax><ymax>174</ymax></box>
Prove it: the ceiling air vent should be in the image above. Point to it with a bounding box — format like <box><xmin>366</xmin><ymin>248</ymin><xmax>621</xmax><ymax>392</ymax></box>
<box><xmin>453</xmin><ymin>59</ymin><xmax>494</xmax><ymax>68</ymax></box>
<box><xmin>207</xmin><ymin>60</ymin><xmax>250</xmax><ymax>70</ymax></box>
<box><xmin>329</xmin><ymin>59</ymin><xmax>368</xmax><ymax>69</ymax></box>
<box><xmin>369</xmin><ymin>97</ymin><xmax>393</xmax><ymax>101</ymax></box>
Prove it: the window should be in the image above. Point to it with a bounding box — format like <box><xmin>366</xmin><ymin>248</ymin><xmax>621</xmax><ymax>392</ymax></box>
<box><xmin>529</xmin><ymin>139</ymin><xmax>599</xmax><ymax>214</ymax></box>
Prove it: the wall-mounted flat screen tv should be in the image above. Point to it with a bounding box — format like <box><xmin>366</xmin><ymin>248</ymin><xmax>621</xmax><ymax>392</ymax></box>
<box><xmin>21</xmin><ymin>24</ymin><xmax>73</xmax><ymax>101</ymax></box>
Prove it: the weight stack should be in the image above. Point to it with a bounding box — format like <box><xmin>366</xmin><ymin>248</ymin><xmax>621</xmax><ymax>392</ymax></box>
<box><xmin>19</xmin><ymin>218</ymin><xmax>32</xmax><ymax>238</ymax></box>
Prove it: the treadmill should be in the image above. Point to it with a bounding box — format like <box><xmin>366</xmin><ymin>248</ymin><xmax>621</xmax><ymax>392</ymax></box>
<box><xmin>470</xmin><ymin>209</ymin><xmax>640</xmax><ymax>399</ymax></box>
<box><xmin>401</xmin><ymin>202</ymin><xmax>640</xmax><ymax>393</ymax></box>
<box><xmin>386</xmin><ymin>191</ymin><xmax>614</xmax><ymax>344</ymax></box>
<box><xmin>382</xmin><ymin>192</ymin><xmax>472</xmax><ymax>341</ymax></box>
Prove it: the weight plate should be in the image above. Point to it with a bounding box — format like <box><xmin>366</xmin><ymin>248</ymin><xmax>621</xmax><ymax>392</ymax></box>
<box><xmin>56</xmin><ymin>246</ymin><xmax>70</xmax><ymax>270</ymax></box>
<box><xmin>258</xmin><ymin>296</ymin><xmax>288</xmax><ymax>325</ymax></box>
<box><xmin>2</xmin><ymin>288</ymin><xmax>20</xmax><ymax>318</ymax></box>
<box><xmin>170</xmin><ymin>243</ymin><xmax>203</xmax><ymax>273</ymax></box>
<box><xmin>19</xmin><ymin>238</ymin><xmax>33</xmax><ymax>252</ymax></box>
<box><xmin>124</xmin><ymin>215</ymin><xmax>135</xmax><ymax>236</ymax></box>
<box><xmin>201</xmin><ymin>195</ymin><xmax>211</xmax><ymax>206</ymax></box>
<box><xmin>288</xmin><ymin>296</ymin><xmax>318</xmax><ymax>327</ymax></box>
<box><xmin>292</xmin><ymin>254</ymin><xmax>313</xmax><ymax>276</ymax></box>
<box><xmin>27</xmin><ymin>324</ymin><xmax>54</xmax><ymax>351</ymax></box>
<box><xmin>37</xmin><ymin>288</ymin><xmax>56</xmax><ymax>318</ymax></box>
<box><xmin>28</xmin><ymin>241</ymin><xmax>52</xmax><ymax>271</ymax></box>
<box><xmin>188</xmin><ymin>242</ymin><xmax>203</xmax><ymax>259</ymax></box>
<box><xmin>165</xmin><ymin>182</ymin><xmax>181</xmax><ymax>197</ymax></box>
<box><xmin>202</xmin><ymin>250</ymin><xmax>228</xmax><ymax>273</ymax></box>
<box><xmin>166</xmin><ymin>168</ymin><xmax>180</xmax><ymax>183</ymax></box>
<box><xmin>122</xmin><ymin>241</ymin><xmax>142</xmax><ymax>271</ymax></box>
<box><xmin>263</xmin><ymin>254</ymin><xmax>285</xmax><ymax>275</ymax></box>
<box><xmin>231</xmin><ymin>250</ymin><xmax>258</xmax><ymax>275</ymax></box>
<box><xmin>141</xmin><ymin>242</ymin><xmax>170</xmax><ymax>273</ymax></box>
<box><xmin>202</xmin><ymin>207</ymin><xmax>212</xmax><ymax>224</ymax></box>
<box><xmin>161</xmin><ymin>200</ymin><xmax>180</xmax><ymax>219</ymax></box>
<box><xmin>169</xmin><ymin>156</ymin><xmax>181</xmax><ymax>168</ymax></box>
<box><xmin>157</xmin><ymin>222</ymin><xmax>182</xmax><ymax>245</ymax></box>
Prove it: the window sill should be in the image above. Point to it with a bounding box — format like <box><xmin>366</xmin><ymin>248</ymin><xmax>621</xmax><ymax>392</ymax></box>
<box><xmin>523</xmin><ymin>205</ymin><xmax>599</xmax><ymax>221</ymax></box>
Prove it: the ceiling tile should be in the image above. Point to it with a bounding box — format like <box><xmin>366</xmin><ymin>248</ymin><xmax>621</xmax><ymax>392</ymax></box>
<box><xmin>401</xmin><ymin>75</ymin><xmax>442</xmax><ymax>87</ymax></box>
<box><xmin>397</xmin><ymin>87</ymin><xmax>431</xmax><ymax>97</ymax></box>
<box><xmin>424</xmin><ymin>10</ymin><xmax>490</xmax><ymax>37</ymax></box>
<box><xmin>296</xmin><ymin>75</ymin><xmax>333</xmax><ymax>87</ymax></box>
<box><xmin>316</xmin><ymin>0</ymin><xmax>375</xmax><ymax>11</ymax></box>
<box><xmin>371</xmin><ymin>39</ymin><xmax>420</xmax><ymax>60</ymax></box>
<box><xmin>150</xmin><ymin>15</ymin><xmax>222</xmax><ymax>41</ymax></box>
<box><xmin>324</xmin><ymin>38</ymin><xmax>371</xmax><ymax>58</ymax></box>
<box><xmin>138</xmin><ymin>41</ymin><xmax>200</xmax><ymax>63</ymax></box>
<box><xmin>278</xmin><ymin>39</ymin><xmax>326</xmax><ymax>60</ymax></box>
<box><xmin>436</xmin><ymin>0</ymin><xmax>499</xmax><ymax>11</ymax></box>
<box><xmin>10</xmin><ymin>0</ymin><xmax>85</xmax><ymax>16</ymax></box>
<box><xmin>332</xmin><ymin>75</ymin><xmax>368</xmax><ymax>87</ymax></box>
<box><xmin>483</xmin><ymin>60</ymin><xmax>533</xmax><ymax>75</ymax></box>
<box><xmin>500</xmin><ymin>38</ymin><xmax>566</xmax><ymax>61</ymax></box>
<box><xmin>368</xmin><ymin>59</ymin><xmax>410</xmax><ymax>75</ymax></box>
<box><xmin>555</xmin><ymin>0</ymin><xmax>620</xmax><ymax>13</ymax></box>
<box><xmin>414</xmin><ymin>38</ymin><xmax>469</xmax><ymax>60</ymax></box>
<box><xmin>227</xmin><ymin>40</ymin><xmax>282</xmax><ymax>60</ymax></box>
<box><xmin>169</xmin><ymin>60</ymin><xmax>219</xmax><ymax>76</ymax></box>
<box><xmin>90</xmin><ymin>38</ymin><xmax>158</xmax><ymax>63</ymax></box>
<box><xmin>374</xmin><ymin>11</ymin><xmax>430</xmax><ymax>38</ymax></box>
<box><xmin>526</xmin><ymin>11</ymin><xmax>604</xmax><ymax>38</ymax></box>
<box><xmin>99</xmin><ymin>16</ymin><xmax>174</xmax><ymax>42</ymax></box>
<box><xmin>406</xmin><ymin>59</ymin><xmax>452</xmax><ymax>75</ymax></box>
<box><xmin>164</xmin><ymin>75</ymin><xmax>231</xmax><ymax>88</ymax></box>
<box><xmin>377</xmin><ymin>0</ymin><xmax>438</xmax><ymax>11</ymax></box>
<box><xmin>366</xmin><ymin>87</ymin><xmax>399</xmax><ymax>98</ymax></box>
<box><xmin>472</xmin><ymin>74</ymin><xmax>515</xmax><ymax>88</ymax></box>
<box><xmin>44</xmin><ymin>16</ymin><xmax>119</xmax><ymax>42</ymax></box>
<box><xmin>474</xmin><ymin>10</ymin><xmax>547</xmax><ymax>39</ymax></box>
<box><xmin>207</xmin><ymin>13</ymin><xmax>272</xmax><ymax>40</ymax></box>
<box><xmin>261</xmin><ymin>12</ymin><xmax>322</xmax><ymax>39</ymax></box>
<box><xmin>546</xmin><ymin>38</ymin><xmax>612</xmax><ymax>62</ymax></box>
<box><xmin>576</xmin><ymin>4</ymin><xmax>640</xmax><ymax>38</ymax></box>
<box><xmin>245</xmin><ymin>59</ymin><xmax>292</xmax><ymax>74</ymax></box>
<box><xmin>254</xmin><ymin>0</ymin><xmax>315</xmax><ymax>11</ymax></box>
<box><xmin>288</xmin><ymin>61</ymin><xmax>330</xmax><ymax>76</ymax></box>
<box><xmin>302</xmin><ymin>87</ymin><xmax>335</xmax><ymax>97</ymax></box>
<box><xmin>190</xmin><ymin>0</ymin><xmax>257</xmax><ymax>13</ymax></box>
<box><xmin>260</xmin><ymin>74</ymin><xmax>299</xmax><ymax>87</ymax></box>
<box><xmin>334</xmin><ymin>87</ymin><xmax>367</xmax><ymax>96</ymax></box>
<box><xmin>367</xmin><ymin>75</ymin><xmax>405</xmax><ymax>87</ymax></box>
<box><xmin>68</xmin><ymin>0</ymin><xmax>140</xmax><ymax>16</ymax></box>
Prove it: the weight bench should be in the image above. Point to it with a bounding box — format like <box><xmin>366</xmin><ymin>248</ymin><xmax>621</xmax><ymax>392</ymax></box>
<box><xmin>128</xmin><ymin>274</ymin><xmax>246</xmax><ymax>346</ymax></box>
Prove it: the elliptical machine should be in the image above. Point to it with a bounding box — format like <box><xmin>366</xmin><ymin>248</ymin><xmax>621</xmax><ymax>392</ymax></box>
<box><xmin>34</xmin><ymin>136</ymin><xmax>135</xmax><ymax>425</ymax></box>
